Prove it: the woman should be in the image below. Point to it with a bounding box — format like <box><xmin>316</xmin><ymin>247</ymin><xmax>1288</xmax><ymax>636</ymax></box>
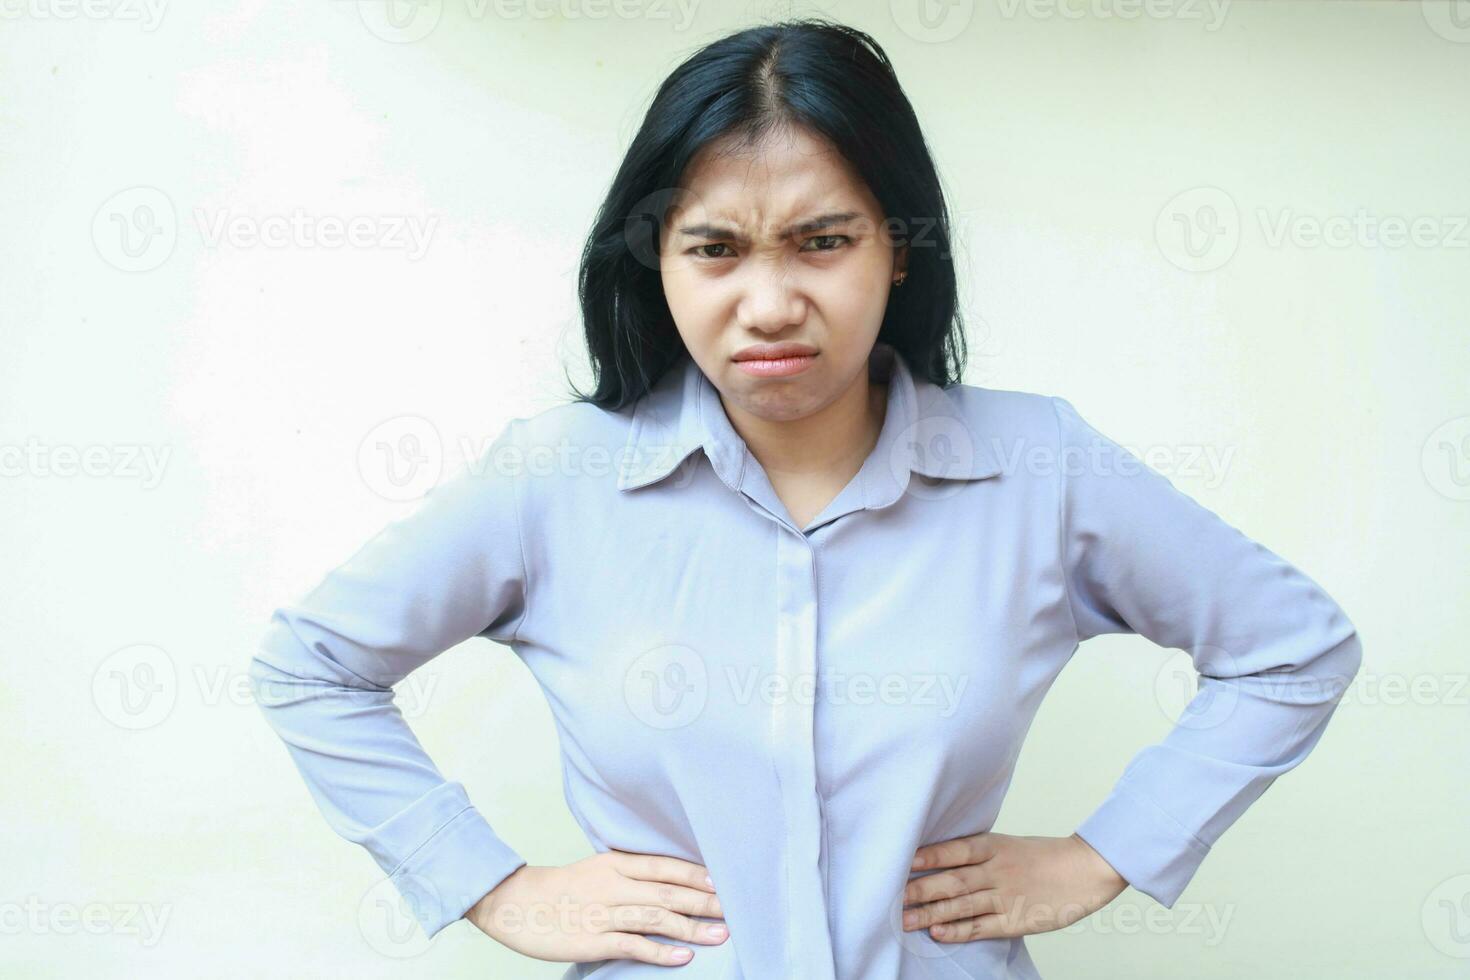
<box><xmin>249</xmin><ymin>19</ymin><xmax>1362</xmax><ymax>980</ymax></box>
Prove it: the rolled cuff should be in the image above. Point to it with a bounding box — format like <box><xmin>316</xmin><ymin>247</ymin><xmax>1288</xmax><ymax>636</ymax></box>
<box><xmin>389</xmin><ymin>803</ymin><xmax>528</xmax><ymax>940</ymax></box>
<box><xmin>1073</xmin><ymin>781</ymin><xmax>1211</xmax><ymax>908</ymax></box>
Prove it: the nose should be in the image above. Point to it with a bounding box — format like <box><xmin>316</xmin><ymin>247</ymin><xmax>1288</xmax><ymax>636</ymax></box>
<box><xmin>736</xmin><ymin>260</ymin><xmax>806</xmax><ymax>335</ymax></box>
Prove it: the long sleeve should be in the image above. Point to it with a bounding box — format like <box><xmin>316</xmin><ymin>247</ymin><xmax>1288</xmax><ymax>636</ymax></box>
<box><xmin>248</xmin><ymin>418</ymin><xmax>532</xmax><ymax>940</ymax></box>
<box><xmin>1053</xmin><ymin>395</ymin><xmax>1362</xmax><ymax>908</ymax></box>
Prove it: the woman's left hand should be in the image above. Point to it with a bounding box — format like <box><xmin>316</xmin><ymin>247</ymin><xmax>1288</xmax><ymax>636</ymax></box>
<box><xmin>901</xmin><ymin>832</ymin><xmax>1128</xmax><ymax>941</ymax></box>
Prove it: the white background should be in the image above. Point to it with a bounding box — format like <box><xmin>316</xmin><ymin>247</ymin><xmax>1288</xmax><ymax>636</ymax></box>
<box><xmin>2</xmin><ymin>1</ymin><xmax>1466</xmax><ymax>976</ymax></box>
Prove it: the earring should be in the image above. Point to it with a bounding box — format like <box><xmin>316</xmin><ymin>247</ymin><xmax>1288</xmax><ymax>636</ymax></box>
<box><xmin>893</xmin><ymin>271</ymin><xmax>907</xmax><ymax>286</ymax></box>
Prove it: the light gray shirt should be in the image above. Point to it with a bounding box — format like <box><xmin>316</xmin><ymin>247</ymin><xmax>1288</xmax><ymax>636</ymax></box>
<box><xmin>250</xmin><ymin>341</ymin><xmax>1362</xmax><ymax>979</ymax></box>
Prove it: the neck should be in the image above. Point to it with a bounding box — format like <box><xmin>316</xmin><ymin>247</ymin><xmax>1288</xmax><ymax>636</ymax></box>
<box><xmin>722</xmin><ymin>367</ymin><xmax>889</xmax><ymax>481</ymax></box>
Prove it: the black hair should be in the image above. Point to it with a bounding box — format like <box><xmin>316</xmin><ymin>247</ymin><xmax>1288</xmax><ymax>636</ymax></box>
<box><xmin>567</xmin><ymin>17</ymin><xmax>967</xmax><ymax>410</ymax></box>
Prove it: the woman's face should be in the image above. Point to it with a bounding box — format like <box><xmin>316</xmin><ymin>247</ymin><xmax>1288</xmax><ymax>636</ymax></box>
<box><xmin>658</xmin><ymin>126</ymin><xmax>907</xmax><ymax>425</ymax></box>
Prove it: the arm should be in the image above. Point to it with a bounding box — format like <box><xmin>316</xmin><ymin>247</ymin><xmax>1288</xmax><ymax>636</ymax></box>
<box><xmin>248</xmin><ymin>418</ymin><xmax>531</xmax><ymax>940</ymax></box>
<box><xmin>1053</xmin><ymin>396</ymin><xmax>1363</xmax><ymax>908</ymax></box>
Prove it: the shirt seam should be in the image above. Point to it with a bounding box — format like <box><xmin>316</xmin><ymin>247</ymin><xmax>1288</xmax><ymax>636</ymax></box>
<box><xmin>505</xmin><ymin>417</ymin><xmax>533</xmax><ymax>645</ymax></box>
<box><xmin>253</xmin><ymin>648</ymin><xmax>393</xmax><ymax>697</ymax></box>
<box><xmin>1049</xmin><ymin>396</ymin><xmax>1085</xmax><ymax>648</ymax></box>
<box><xmin>264</xmin><ymin>630</ymin><xmax>393</xmax><ymax>693</ymax></box>
<box><xmin>1112</xmin><ymin>778</ymin><xmax>1213</xmax><ymax>856</ymax></box>
<box><xmin>821</xmin><ymin>788</ymin><xmax>833</xmax><ymax>942</ymax></box>
<box><xmin>387</xmin><ymin>802</ymin><xmax>477</xmax><ymax>879</ymax></box>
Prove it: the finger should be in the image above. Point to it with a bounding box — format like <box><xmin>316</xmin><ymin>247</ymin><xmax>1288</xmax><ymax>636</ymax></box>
<box><xmin>929</xmin><ymin>913</ymin><xmax>1016</xmax><ymax>943</ymax></box>
<box><xmin>621</xmin><ymin>879</ymin><xmax>725</xmax><ymax>920</ymax></box>
<box><xmin>903</xmin><ymin>865</ymin><xmax>992</xmax><ymax>907</ymax></box>
<box><xmin>600</xmin><ymin>930</ymin><xmax>699</xmax><ymax>966</ymax></box>
<box><xmin>608</xmin><ymin>850</ymin><xmax>717</xmax><ymax>893</ymax></box>
<box><xmin>607</xmin><ymin>905</ymin><xmax>729</xmax><ymax>945</ymax></box>
<box><xmin>912</xmin><ymin>833</ymin><xmax>997</xmax><ymax>871</ymax></box>
<box><xmin>903</xmin><ymin>888</ymin><xmax>1005</xmax><ymax>931</ymax></box>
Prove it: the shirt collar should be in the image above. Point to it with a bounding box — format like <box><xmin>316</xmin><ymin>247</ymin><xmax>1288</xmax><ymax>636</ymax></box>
<box><xmin>616</xmin><ymin>341</ymin><xmax>1002</xmax><ymax>503</ymax></box>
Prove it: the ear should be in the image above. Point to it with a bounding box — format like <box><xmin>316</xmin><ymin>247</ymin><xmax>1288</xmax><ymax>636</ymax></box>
<box><xmin>893</xmin><ymin>243</ymin><xmax>909</xmax><ymax>277</ymax></box>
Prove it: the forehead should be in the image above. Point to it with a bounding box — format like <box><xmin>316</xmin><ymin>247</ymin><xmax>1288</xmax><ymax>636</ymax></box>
<box><xmin>676</xmin><ymin>127</ymin><xmax>878</xmax><ymax>222</ymax></box>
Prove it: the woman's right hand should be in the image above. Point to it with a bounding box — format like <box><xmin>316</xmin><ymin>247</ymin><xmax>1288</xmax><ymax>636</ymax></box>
<box><xmin>464</xmin><ymin>850</ymin><xmax>728</xmax><ymax>967</ymax></box>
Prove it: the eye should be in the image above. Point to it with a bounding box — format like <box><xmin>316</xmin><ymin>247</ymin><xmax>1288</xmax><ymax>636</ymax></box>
<box><xmin>801</xmin><ymin>234</ymin><xmax>851</xmax><ymax>252</ymax></box>
<box><xmin>689</xmin><ymin>243</ymin><xmax>735</xmax><ymax>259</ymax></box>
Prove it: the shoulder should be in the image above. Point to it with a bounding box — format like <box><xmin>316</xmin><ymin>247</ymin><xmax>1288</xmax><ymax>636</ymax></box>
<box><xmin>929</xmin><ymin>382</ymin><xmax>1133</xmax><ymax>484</ymax></box>
<box><xmin>509</xmin><ymin>398</ymin><xmax>633</xmax><ymax>451</ymax></box>
<box><xmin>934</xmin><ymin>381</ymin><xmax>1072</xmax><ymax>443</ymax></box>
<box><xmin>480</xmin><ymin>398</ymin><xmax>637</xmax><ymax>499</ymax></box>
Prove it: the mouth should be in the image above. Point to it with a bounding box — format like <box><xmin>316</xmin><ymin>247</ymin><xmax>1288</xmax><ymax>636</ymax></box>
<box><xmin>731</xmin><ymin>343</ymin><xmax>819</xmax><ymax>379</ymax></box>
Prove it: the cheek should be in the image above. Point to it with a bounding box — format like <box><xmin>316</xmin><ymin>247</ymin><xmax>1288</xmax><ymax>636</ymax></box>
<box><xmin>816</xmin><ymin>265</ymin><xmax>890</xmax><ymax>331</ymax></box>
<box><xmin>660</xmin><ymin>270</ymin><xmax>720</xmax><ymax>333</ymax></box>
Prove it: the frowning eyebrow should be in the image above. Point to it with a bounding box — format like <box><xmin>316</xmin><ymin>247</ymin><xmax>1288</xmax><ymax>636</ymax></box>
<box><xmin>675</xmin><ymin>210</ymin><xmax>862</xmax><ymax>242</ymax></box>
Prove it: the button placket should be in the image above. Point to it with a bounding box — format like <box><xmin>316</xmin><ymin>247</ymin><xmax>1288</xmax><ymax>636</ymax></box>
<box><xmin>772</xmin><ymin>524</ymin><xmax>837</xmax><ymax>979</ymax></box>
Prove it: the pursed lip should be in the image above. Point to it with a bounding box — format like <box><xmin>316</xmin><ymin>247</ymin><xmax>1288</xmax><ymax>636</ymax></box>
<box><xmin>731</xmin><ymin>342</ymin><xmax>819</xmax><ymax>361</ymax></box>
